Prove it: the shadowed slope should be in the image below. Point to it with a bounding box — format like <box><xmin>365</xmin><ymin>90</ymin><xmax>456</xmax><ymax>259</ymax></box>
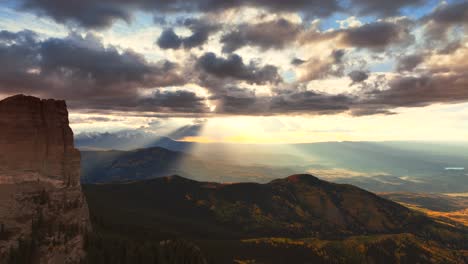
<box><xmin>84</xmin><ymin>174</ymin><xmax>434</xmax><ymax>238</ymax></box>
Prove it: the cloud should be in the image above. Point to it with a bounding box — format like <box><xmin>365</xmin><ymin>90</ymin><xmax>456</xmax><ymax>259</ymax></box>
<box><xmin>2</xmin><ymin>3</ymin><xmax>468</xmax><ymax>120</ymax></box>
<box><xmin>291</xmin><ymin>58</ymin><xmax>306</xmax><ymax>66</ymax></box>
<box><xmin>396</xmin><ymin>54</ymin><xmax>424</xmax><ymax>72</ymax></box>
<box><xmin>366</xmin><ymin>74</ymin><xmax>468</xmax><ymax>108</ymax></box>
<box><xmin>157</xmin><ymin>18</ymin><xmax>219</xmax><ymax>49</ymax></box>
<box><xmin>221</xmin><ymin>18</ymin><xmax>302</xmax><ymax>52</ymax></box>
<box><xmin>16</xmin><ymin>0</ymin><xmax>430</xmax><ymax>30</ymax></box>
<box><xmin>210</xmin><ymin>86</ymin><xmax>269</xmax><ymax>115</ymax></box>
<box><xmin>140</xmin><ymin>90</ymin><xmax>209</xmax><ymax>113</ymax></box>
<box><xmin>211</xmin><ymin>44</ymin><xmax>468</xmax><ymax>116</ymax></box>
<box><xmin>421</xmin><ymin>2</ymin><xmax>468</xmax><ymax>43</ymax></box>
<box><xmin>70</xmin><ymin>116</ymin><xmax>121</xmax><ymax>124</ymax></box>
<box><xmin>39</xmin><ymin>33</ymin><xmax>182</xmax><ymax>89</ymax></box>
<box><xmin>353</xmin><ymin>47</ymin><xmax>468</xmax><ymax>113</ymax></box>
<box><xmin>348</xmin><ymin>70</ymin><xmax>369</xmax><ymax>84</ymax></box>
<box><xmin>157</xmin><ymin>29</ymin><xmax>182</xmax><ymax>49</ymax></box>
<box><xmin>17</xmin><ymin>0</ymin><xmax>340</xmax><ymax>29</ymax></box>
<box><xmin>338</xmin><ymin>21</ymin><xmax>413</xmax><ymax>50</ymax></box>
<box><xmin>0</xmin><ymin>29</ymin><xmax>185</xmax><ymax>110</ymax></box>
<box><xmin>351</xmin><ymin>0</ymin><xmax>425</xmax><ymax>16</ymax></box>
<box><xmin>297</xmin><ymin>50</ymin><xmax>345</xmax><ymax>82</ymax></box>
<box><xmin>270</xmin><ymin>90</ymin><xmax>352</xmax><ymax>114</ymax></box>
<box><xmin>423</xmin><ymin>2</ymin><xmax>468</xmax><ymax>25</ymax></box>
<box><xmin>300</xmin><ymin>20</ymin><xmax>413</xmax><ymax>51</ymax></box>
<box><xmin>196</xmin><ymin>52</ymin><xmax>281</xmax><ymax>84</ymax></box>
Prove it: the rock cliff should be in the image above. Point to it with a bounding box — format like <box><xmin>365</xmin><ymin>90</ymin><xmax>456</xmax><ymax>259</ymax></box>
<box><xmin>0</xmin><ymin>94</ymin><xmax>89</xmax><ymax>263</ymax></box>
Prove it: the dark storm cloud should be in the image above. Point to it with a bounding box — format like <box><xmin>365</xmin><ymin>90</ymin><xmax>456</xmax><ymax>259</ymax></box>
<box><xmin>0</xmin><ymin>29</ymin><xmax>185</xmax><ymax>110</ymax></box>
<box><xmin>437</xmin><ymin>41</ymin><xmax>462</xmax><ymax>55</ymax></box>
<box><xmin>300</xmin><ymin>20</ymin><xmax>413</xmax><ymax>51</ymax></box>
<box><xmin>221</xmin><ymin>18</ymin><xmax>302</xmax><ymax>52</ymax></box>
<box><xmin>351</xmin><ymin>0</ymin><xmax>425</xmax><ymax>16</ymax></box>
<box><xmin>366</xmin><ymin>74</ymin><xmax>468</xmax><ymax>108</ymax></box>
<box><xmin>424</xmin><ymin>2</ymin><xmax>468</xmax><ymax>25</ymax></box>
<box><xmin>19</xmin><ymin>0</ymin><xmax>131</xmax><ymax>28</ymax></box>
<box><xmin>211</xmin><ymin>52</ymin><xmax>468</xmax><ymax>116</ymax></box>
<box><xmin>396</xmin><ymin>54</ymin><xmax>424</xmax><ymax>72</ymax></box>
<box><xmin>157</xmin><ymin>18</ymin><xmax>219</xmax><ymax>49</ymax></box>
<box><xmin>181</xmin><ymin>18</ymin><xmax>220</xmax><ymax>48</ymax></box>
<box><xmin>157</xmin><ymin>29</ymin><xmax>182</xmax><ymax>49</ymax></box>
<box><xmin>17</xmin><ymin>0</ymin><xmax>430</xmax><ymax>29</ymax></box>
<box><xmin>348</xmin><ymin>70</ymin><xmax>369</xmax><ymax>84</ymax></box>
<box><xmin>0</xmin><ymin>29</ymin><xmax>38</xmax><ymax>44</ymax></box>
<box><xmin>4</xmin><ymin>3</ymin><xmax>468</xmax><ymax>118</ymax></box>
<box><xmin>291</xmin><ymin>58</ymin><xmax>306</xmax><ymax>66</ymax></box>
<box><xmin>421</xmin><ymin>2</ymin><xmax>468</xmax><ymax>43</ymax></box>
<box><xmin>220</xmin><ymin>19</ymin><xmax>412</xmax><ymax>53</ymax></box>
<box><xmin>270</xmin><ymin>90</ymin><xmax>352</xmax><ymax>114</ymax></box>
<box><xmin>209</xmin><ymin>86</ymin><xmax>270</xmax><ymax>114</ymax></box>
<box><xmin>206</xmin><ymin>84</ymin><xmax>358</xmax><ymax>116</ymax></box>
<box><xmin>339</xmin><ymin>21</ymin><xmax>413</xmax><ymax>50</ymax></box>
<box><xmin>196</xmin><ymin>52</ymin><xmax>281</xmax><ymax>84</ymax></box>
<box><xmin>17</xmin><ymin>0</ymin><xmax>340</xmax><ymax>29</ymax></box>
<box><xmin>140</xmin><ymin>90</ymin><xmax>209</xmax><ymax>113</ymax></box>
<box><xmin>332</xmin><ymin>49</ymin><xmax>346</xmax><ymax>63</ymax></box>
<box><xmin>39</xmin><ymin>34</ymin><xmax>175</xmax><ymax>88</ymax></box>
<box><xmin>0</xmin><ymin>30</ymin><xmax>45</xmax><ymax>94</ymax></box>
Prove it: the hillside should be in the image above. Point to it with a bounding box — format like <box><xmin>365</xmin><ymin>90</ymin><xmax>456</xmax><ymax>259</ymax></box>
<box><xmin>83</xmin><ymin>174</ymin><xmax>468</xmax><ymax>263</ymax></box>
<box><xmin>84</xmin><ymin>174</ymin><xmax>417</xmax><ymax>238</ymax></box>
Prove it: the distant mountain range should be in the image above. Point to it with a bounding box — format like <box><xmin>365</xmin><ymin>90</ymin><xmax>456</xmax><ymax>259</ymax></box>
<box><xmin>83</xmin><ymin>174</ymin><xmax>468</xmax><ymax>263</ymax></box>
<box><xmin>81</xmin><ymin>147</ymin><xmax>299</xmax><ymax>184</ymax></box>
<box><xmin>78</xmin><ymin>137</ymin><xmax>468</xmax><ymax>193</ymax></box>
<box><xmin>75</xmin><ymin>131</ymin><xmax>191</xmax><ymax>152</ymax></box>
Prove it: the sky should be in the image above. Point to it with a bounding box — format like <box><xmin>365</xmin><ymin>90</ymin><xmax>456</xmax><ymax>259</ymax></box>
<box><xmin>0</xmin><ymin>0</ymin><xmax>467</xmax><ymax>143</ymax></box>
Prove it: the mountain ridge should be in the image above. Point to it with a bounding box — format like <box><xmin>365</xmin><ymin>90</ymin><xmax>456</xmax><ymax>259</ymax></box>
<box><xmin>83</xmin><ymin>174</ymin><xmax>468</xmax><ymax>263</ymax></box>
<box><xmin>84</xmin><ymin>173</ymin><xmax>449</xmax><ymax>238</ymax></box>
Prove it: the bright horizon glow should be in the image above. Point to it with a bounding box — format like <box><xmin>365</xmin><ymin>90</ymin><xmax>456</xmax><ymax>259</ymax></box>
<box><xmin>69</xmin><ymin>101</ymin><xmax>468</xmax><ymax>144</ymax></box>
<box><xmin>212</xmin><ymin>100</ymin><xmax>468</xmax><ymax>144</ymax></box>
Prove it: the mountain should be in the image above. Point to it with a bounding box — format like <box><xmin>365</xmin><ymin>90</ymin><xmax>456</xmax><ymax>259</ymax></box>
<box><xmin>81</xmin><ymin>147</ymin><xmax>299</xmax><ymax>184</ymax></box>
<box><xmin>0</xmin><ymin>95</ymin><xmax>90</xmax><ymax>262</ymax></box>
<box><xmin>75</xmin><ymin>131</ymin><xmax>192</xmax><ymax>152</ymax></box>
<box><xmin>84</xmin><ymin>174</ymin><xmax>417</xmax><ymax>237</ymax></box>
<box><xmin>78</xmin><ymin>137</ymin><xmax>468</xmax><ymax>193</ymax></box>
<box><xmin>83</xmin><ymin>174</ymin><xmax>468</xmax><ymax>263</ymax></box>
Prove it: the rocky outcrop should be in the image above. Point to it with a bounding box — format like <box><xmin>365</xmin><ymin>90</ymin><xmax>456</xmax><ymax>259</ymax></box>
<box><xmin>0</xmin><ymin>95</ymin><xmax>90</xmax><ymax>263</ymax></box>
<box><xmin>0</xmin><ymin>94</ymin><xmax>80</xmax><ymax>186</ymax></box>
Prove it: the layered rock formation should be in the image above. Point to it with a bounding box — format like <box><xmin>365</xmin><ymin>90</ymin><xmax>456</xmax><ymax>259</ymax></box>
<box><xmin>0</xmin><ymin>95</ymin><xmax>89</xmax><ymax>263</ymax></box>
<box><xmin>0</xmin><ymin>94</ymin><xmax>80</xmax><ymax>186</ymax></box>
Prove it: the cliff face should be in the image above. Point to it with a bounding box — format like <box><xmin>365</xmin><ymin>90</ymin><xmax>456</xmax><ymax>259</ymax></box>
<box><xmin>0</xmin><ymin>95</ymin><xmax>89</xmax><ymax>263</ymax></box>
<box><xmin>0</xmin><ymin>95</ymin><xmax>80</xmax><ymax>186</ymax></box>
